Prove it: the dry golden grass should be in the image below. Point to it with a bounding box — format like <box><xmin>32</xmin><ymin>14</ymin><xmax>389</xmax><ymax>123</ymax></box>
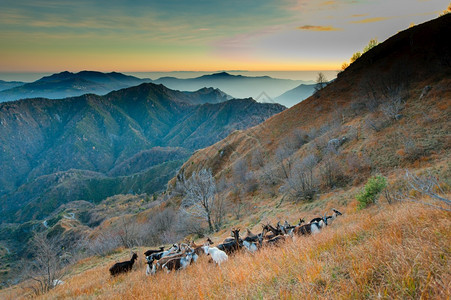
<box><xmin>3</xmin><ymin>201</ymin><xmax>446</xmax><ymax>300</ymax></box>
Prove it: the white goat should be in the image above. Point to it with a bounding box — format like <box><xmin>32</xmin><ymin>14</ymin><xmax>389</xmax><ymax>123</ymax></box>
<box><xmin>52</xmin><ymin>279</ymin><xmax>64</xmax><ymax>287</ymax></box>
<box><xmin>242</xmin><ymin>240</ymin><xmax>258</xmax><ymax>253</ymax></box>
<box><xmin>202</xmin><ymin>245</ymin><xmax>228</xmax><ymax>265</ymax></box>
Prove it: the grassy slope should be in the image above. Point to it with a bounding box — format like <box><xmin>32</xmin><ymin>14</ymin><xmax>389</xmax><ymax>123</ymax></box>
<box><xmin>1</xmin><ymin>198</ymin><xmax>448</xmax><ymax>299</ymax></box>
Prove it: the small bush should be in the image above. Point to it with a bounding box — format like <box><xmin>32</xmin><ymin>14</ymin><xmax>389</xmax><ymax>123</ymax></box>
<box><xmin>357</xmin><ymin>175</ymin><xmax>387</xmax><ymax>209</ymax></box>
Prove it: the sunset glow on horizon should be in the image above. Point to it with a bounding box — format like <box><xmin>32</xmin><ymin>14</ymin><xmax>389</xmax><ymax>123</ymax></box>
<box><xmin>0</xmin><ymin>0</ymin><xmax>447</xmax><ymax>74</ymax></box>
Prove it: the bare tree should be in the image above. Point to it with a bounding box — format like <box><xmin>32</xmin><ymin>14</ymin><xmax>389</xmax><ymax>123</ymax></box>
<box><xmin>315</xmin><ymin>72</ymin><xmax>328</xmax><ymax>93</ymax></box>
<box><xmin>117</xmin><ymin>217</ymin><xmax>143</xmax><ymax>248</ymax></box>
<box><xmin>275</xmin><ymin>144</ymin><xmax>296</xmax><ymax>179</ymax></box>
<box><xmin>282</xmin><ymin>154</ymin><xmax>319</xmax><ymax>201</ymax></box>
<box><xmin>24</xmin><ymin>233</ymin><xmax>69</xmax><ymax>296</ymax></box>
<box><xmin>178</xmin><ymin>169</ymin><xmax>218</xmax><ymax>232</ymax></box>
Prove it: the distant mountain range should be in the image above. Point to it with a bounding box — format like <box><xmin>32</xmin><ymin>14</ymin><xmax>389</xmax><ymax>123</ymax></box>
<box><xmin>0</xmin><ymin>71</ymin><xmax>152</xmax><ymax>102</ymax></box>
<box><xmin>154</xmin><ymin>72</ymin><xmax>310</xmax><ymax>104</ymax></box>
<box><xmin>0</xmin><ymin>71</ymin><xmax>312</xmax><ymax>107</ymax></box>
<box><xmin>0</xmin><ymin>80</ymin><xmax>25</xmax><ymax>92</ymax></box>
<box><xmin>0</xmin><ymin>83</ymin><xmax>285</xmax><ymax>223</ymax></box>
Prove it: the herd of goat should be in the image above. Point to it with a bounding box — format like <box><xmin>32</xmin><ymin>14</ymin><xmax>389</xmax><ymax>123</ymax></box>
<box><xmin>109</xmin><ymin>208</ymin><xmax>343</xmax><ymax>276</ymax></box>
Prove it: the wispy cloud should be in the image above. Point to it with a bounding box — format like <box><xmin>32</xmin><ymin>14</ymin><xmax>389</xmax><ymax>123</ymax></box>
<box><xmin>320</xmin><ymin>1</ymin><xmax>336</xmax><ymax>6</ymax></box>
<box><xmin>350</xmin><ymin>17</ymin><xmax>390</xmax><ymax>24</ymax></box>
<box><xmin>297</xmin><ymin>25</ymin><xmax>342</xmax><ymax>31</ymax></box>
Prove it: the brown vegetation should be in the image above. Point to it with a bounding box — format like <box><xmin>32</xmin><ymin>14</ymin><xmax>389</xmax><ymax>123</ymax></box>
<box><xmin>1</xmin><ymin>200</ymin><xmax>449</xmax><ymax>299</ymax></box>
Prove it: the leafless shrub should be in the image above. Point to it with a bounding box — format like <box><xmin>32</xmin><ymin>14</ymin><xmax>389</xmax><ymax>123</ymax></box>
<box><xmin>240</xmin><ymin>171</ymin><xmax>258</xmax><ymax>195</ymax></box>
<box><xmin>360</xmin><ymin>66</ymin><xmax>407</xmax><ymax>114</ymax></box>
<box><xmin>383</xmin><ymin>186</ymin><xmax>396</xmax><ymax>205</ymax></box>
<box><xmin>233</xmin><ymin>158</ymin><xmax>248</xmax><ymax>183</ymax></box>
<box><xmin>178</xmin><ymin>169</ymin><xmax>222</xmax><ymax>232</ymax></box>
<box><xmin>345</xmin><ymin>125</ymin><xmax>359</xmax><ymax>141</ymax></box>
<box><xmin>364</xmin><ymin>115</ymin><xmax>385</xmax><ymax>132</ymax></box>
<box><xmin>320</xmin><ymin>153</ymin><xmax>344</xmax><ymax>189</ymax></box>
<box><xmin>23</xmin><ymin>233</ymin><xmax>70</xmax><ymax>296</ymax></box>
<box><xmin>380</xmin><ymin>97</ymin><xmax>404</xmax><ymax>120</ymax></box>
<box><xmin>346</xmin><ymin>153</ymin><xmax>371</xmax><ymax>173</ymax></box>
<box><xmin>116</xmin><ymin>217</ymin><xmax>144</xmax><ymax>248</ymax></box>
<box><xmin>308</xmin><ymin>127</ymin><xmax>320</xmax><ymax>140</ymax></box>
<box><xmin>349</xmin><ymin>100</ymin><xmax>367</xmax><ymax>115</ymax></box>
<box><xmin>402</xmin><ymin>138</ymin><xmax>424</xmax><ymax>162</ymax></box>
<box><xmin>275</xmin><ymin>145</ymin><xmax>295</xmax><ymax>179</ymax></box>
<box><xmin>259</xmin><ymin>162</ymin><xmax>280</xmax><ymax>186</ymax></box>
<box><xmin>391</xmin><ymin>170</ymin><xmax>450</xmax><ymax>211</ymax></box>
<box><xmin>292</xmin><ymin>128</ymin><xmax>309</xmax><ymax>148</ymax></box>
<box><xmin>282</xmin><ymin>154</ymin><xmax>319</xmax><ymax>201</ymax></box>
<box><xmin>174</xmin><ymin>210</ymin><xmax>205</xmax><ymax>238</ymax></box>
<box><xmin>88</xmin><ymin>231</ymin><xmax>121</xmax><ymax>257</ymax></box>
<box><xmin>251</xmin><ymin>147</ymin><xmax>266</xmax><ymax>169</ymax></box>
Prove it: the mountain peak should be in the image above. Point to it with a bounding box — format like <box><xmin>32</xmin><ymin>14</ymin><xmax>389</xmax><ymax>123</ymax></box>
<box><xmin>200</xmin><ymin>72</ymin><xmax>237</xmax><ymax>79</ymax></box>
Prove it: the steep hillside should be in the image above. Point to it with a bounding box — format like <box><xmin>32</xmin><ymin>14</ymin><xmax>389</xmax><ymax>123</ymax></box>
<box><xmin>176</xmin><ymin>14</ymin><xmax>451</xmax><ymax>186</ymax></box>
<box><xmin>0</xmin><ymin>71</ymin><xmax>152</xmax><ymax>102</ymax></box>
<box><xmin>0</xmin><ymin>83</ymin><xmax>285</xmax><ymax>224</ymax></box>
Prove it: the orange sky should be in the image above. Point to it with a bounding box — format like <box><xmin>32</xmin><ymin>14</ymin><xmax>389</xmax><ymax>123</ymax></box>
<box><xmin>0</xmin><ymin>0</ymin><xmax>447</xmax><ymax>73</ymax></box>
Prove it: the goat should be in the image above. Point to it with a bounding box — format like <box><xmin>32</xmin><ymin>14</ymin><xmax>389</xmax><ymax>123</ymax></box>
<box><xmin>310</xmin><ymin>214</ymin><xmax>327</xmax><ymax>229</ymax></box>
<box><xmin>161</xmin><ymin>251</ymin><xmax>195</xmax><ymax>272</ymax></box>
<box><xmin>189</xmin><ymin>239</ymin><xmax>212</xmax><ymax>262</ymax></box>
<box><xmin>149</xmin><ymin>248</ymin><xmax>189</xmax><ymax>275</ymax></box>
<box><xmin>281</xmin><ymin>218</ymin><xmax>305</xmax><ymax>234</ymax></box>
<box><xmin>324</xmin><ymin>208</ymin><xmax>343</xmax><ymax>225</ymax></box>
<box><xmin>246</xmin><ymin>228</ymin><xmax>258</xmax><ymax>239</ymax></box>
<box><xmin>202</xmin><ymin>245</ymin><xmax>228</xmax><ymax>265</ymax></box>
<box><xmin>144</xmin><ymin>246</ymin><xmax>165</xmax><ymax>257</ymax></box>
<box><xmin>52</xmin><ymin>279</ymin><xmax>64</xmax><ymax>287</ymax></box>
<box><xmin>109</xmin><ymin>252</ymin><xmax>137</xmax><ymax>276</ymax></box>
<box><xmin>262</xmin><ymin>223</ymin><xmax>283</xmax><ymax>240</ymax></box>
<box><xmin>259</xmin><ymin>233</ymin><xmax>290</xmax><ymax>247</ymax></box>
<box><xmin>241</xmin><ymin>228</ymin><xmax>259</xmax><ymax>245</ymax></box>
<box><xmin>145</xmin><ymin>244</ymin><xmax>180</xmax><ymax>275</ymax></box>
<box><xmin>222</xmin><ymin>230</ymin><xmax>236</xmax><ymax>243</ymax></box>
<box><xmin>217</xmin><ymin>229</ymin><xmax>242</xmax><ymax>254</ymax></box>
<box><xmin>243</xmin><ymin>232</ymin><xmax>262</xmax><ymax>253</ymax></box>
<box><xmin>293</xmin><ymin>221</ymin><xmax>322</xmax><ymax>236</ymax></box>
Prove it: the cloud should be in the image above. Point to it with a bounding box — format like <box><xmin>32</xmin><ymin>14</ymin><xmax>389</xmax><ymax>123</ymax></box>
<box><xmin>350</xmin><ymin>17</ymin><xmax>390</xmax><ymax>24</ymax></box>
<box><xmin>297</xmin><ymin>25</ymin><xmax>342</xmax><ymax>31</ymax></box>
<box><xmin>351</xmin><ymin>14</ymin><xmax>368</xmax><ymax>17</ymax></box>
<box><xmin>320</xmin><ymin>1</ymin><xmax>336</xmax><ymax>6</ymax></box>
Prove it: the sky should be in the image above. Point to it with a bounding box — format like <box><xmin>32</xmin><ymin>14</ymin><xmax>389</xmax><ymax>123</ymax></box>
<box><xmin>0</xmin><ymin>0</ymin><xmax>448</xmax><ymax>74</ymax></box>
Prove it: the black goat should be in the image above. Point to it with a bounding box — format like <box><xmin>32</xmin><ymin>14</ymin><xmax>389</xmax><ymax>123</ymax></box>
<box><xmin>109</xmin><ymin>253</ymin><xmax>138</xmax><ymax>276</ymax></box>
<box><xmin>144</xmin><ymin>246</ymin><xmax>165</xmax><ymax>257</ymax></box>
<box><xmin>217</xmin><ymin>229</ymin><xmax>242</xmax><ymax>254</ymax></box>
